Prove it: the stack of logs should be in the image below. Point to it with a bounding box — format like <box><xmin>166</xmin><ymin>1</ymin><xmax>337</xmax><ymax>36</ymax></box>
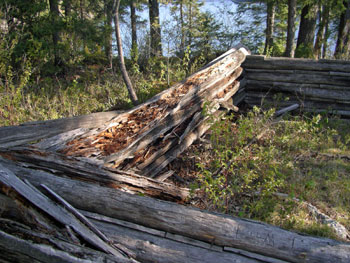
<box><xmin>243</xmin><ymin>55</ymin><xmax>350</xmax><ymax>117</ymax></box>
<box><xmin>32</xmin><ymin>47</ymin><xmax>248</xmax><ymax>180</ymax></box>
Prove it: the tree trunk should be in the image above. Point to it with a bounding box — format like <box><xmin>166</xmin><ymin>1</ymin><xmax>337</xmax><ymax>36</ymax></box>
<box><xmin>114</xmin><ymin>0</ymin><xmax>139</xmax><ymax>105</ymax></box>
<box><xmin>49</xmin><ymin>0</ymin><xmax>60</xmax><ymax>66</ymax></box>
<box><xmin>285</xmin><ymin>0</ymin><xmax>297</xmax><ymax>57</ymax></box>
<box><xmin>314</xmin><ymin>4</ymin><xmax>330</xmax><ymax>59</ymax></box>
<box><xmin>148</xmin><ymin>0</ymin><xmax>162</xmax><ymax>57</ymax></box>
<box><xmin>130</xmin><ymin>0</ymin><xmax>138</xmax><ymax>65</ymax></box>
<box><xmin>334</xmin><ymin>0</ymin><xmax>350</xmax><ymax>59</ymax></box>
<box><xmin>180</xmin><ymin>0</ymin><xmax>185</xmax><ymax>59</ymax></box>
<box><xmin>264</xmin><ymin>1</ymin><xmax>275</xmax><ymax>55</ymax></box>
<box><xmin>105</xmin><ymin>0</ymin><xmax>113</xmax><ymax>69</ymax></box>
<box><xmin>322</xmin><ymin>17</ymin><xmax>330</xmax><ymax>58</ymax></box>
<box><xmin>295</xmin><ymin>3</ymin><xmax>319</xmax><ymax>58</ymax></box>
<box><xmin>63</xmin><ymin>0</ymin><xmax>71</xmax><ymax>17</ymax></box>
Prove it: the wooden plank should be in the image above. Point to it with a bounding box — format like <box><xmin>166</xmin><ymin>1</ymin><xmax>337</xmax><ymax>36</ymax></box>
<box><xmin>3</xmin><ymin>158</ymin><xmax>350</xmax><ymax>263</ymax></box>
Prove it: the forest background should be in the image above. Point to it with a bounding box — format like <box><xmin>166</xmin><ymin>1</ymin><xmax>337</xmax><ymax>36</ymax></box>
<box><xmin>0</xmin><ymin>0</ymin><xmax>349</xmax><ymax>125</ymax></box>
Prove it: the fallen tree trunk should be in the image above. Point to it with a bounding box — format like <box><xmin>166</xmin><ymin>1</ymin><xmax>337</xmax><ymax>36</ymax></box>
<box><xmin>0</xmin><ymin>110</ymin><xmax>123</xmax><ymax>149</ymax></box>
<box><xmin>0</xmin><ymin>148</ymin><xmax>189</xmax><ymax>202</ymax></box>
<box><xmin>2</xmin><ymin>157</ymin><xmax>349</xmax><ymax>263</ymax></box>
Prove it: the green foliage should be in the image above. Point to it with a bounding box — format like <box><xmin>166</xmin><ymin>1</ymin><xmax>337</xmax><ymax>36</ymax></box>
<box><xmin>295</xmin><ymin>43</ymin><xmax>316</xmax><ymax>58</ymax></box>
<box><xmin>195</xmin><ymin>107</ymin><xmax>350</xmax><ymax>239</ymax></box>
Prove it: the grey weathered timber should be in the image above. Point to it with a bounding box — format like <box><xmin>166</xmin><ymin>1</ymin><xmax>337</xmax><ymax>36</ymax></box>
<box><xmin>246</xmin><ymin>72</ymin><xmax>350</xmax><ymax>86</ymax></box>
<box><xmin>245</xmin><ymin>80</ymin><xmax>350</xmax><ymax>103</ymax></box>
<box><xmin>2</xmin><ymin>158</ymin><xmax>349</xmax><ymax>263</ymax></box>
<box><xmin>243</xmin><ymin>55</ymin><xmax>350</xmax><ymax>72</ymax></box>
<box><xmin>0</xmin><ymin>163</ymin><xmax>134</xmax><ymax>260</ymax></box>
<box><xmin>1</xmin><ymin>148</ymin><xmax>189</xmax><ymax>202</ymax></box>
<box><xmin>245</xmin><ymin>93</ymin><xmax>350</xmax><ymax>112</ymax></box>
<box><xmin>243</xmin><ymin>55</ymin><xmax>350</xmax><ymax>117</ymax></box>
<box><xmin>86</xmin><ymin>213</ymin><xmax>262</xmax><ymax>263</ymax></box>
<box><xmin>0</xmin><ymin>111</ymin><xmax>123</xmax><ymax>149</ymax></box>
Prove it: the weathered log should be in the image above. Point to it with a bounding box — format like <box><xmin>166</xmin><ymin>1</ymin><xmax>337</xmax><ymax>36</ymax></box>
<box><xmin>0</xmin><ymin>196</ymin><xmax>135</xmax><ymax>263</ymax></box>
<box><xmin>245</xmin><ymin>68</ymin><xmax>350</xmax><ymax>78</ymax></box>
<box><xmin>81</xmin><ymin>211</ymin><xmax>263</xmax><ymax>263</ymax></box>
<box><xmin>245</xmin><ymin>92</ymin><xmax>350</xmax><ymax>111</ymax></box>
<box><xmin>245</xmin><ymin>95</ymin><xmax>350</xmax><ymax>116</ymax></box>
<box><xmin>243</xmin><ymin>55</ymin><xmax>350</xmax><ymax>72</ymax></box>
<box><xmin>0</xmin><ymin>110</ymin><xmax>123</xmax><ymax>149</ymax></box>
<box><xmin>2</xmin><ymin>158</ymin><xmax>349</xmax><ymax>263</ymax></box>
<box><xmin>0</xmin><ymin>148</ymin><xmax>189</xmax><ymax>202</ymax></box>
<box><xmin>245</xmin><ymin>72</ymin><xmax>350</xmax><ymax>86</ymax></box>
<box><xmin>245</xmin><ymin>80</ymin><xmax>350</xmax><ymax>103</ymax></box>
<box><xmin>0</xmin><ymin>164</ymin><xmax>132</xmax><ymax>259</ymax></box>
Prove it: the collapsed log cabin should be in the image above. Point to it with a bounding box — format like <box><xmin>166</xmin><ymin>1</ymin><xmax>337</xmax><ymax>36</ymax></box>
<box><xmin>1</xmin><ymin>47</ymin><xmax>350</xmax><ymax>263</ymax></box>
<box><xmin>243</xmin><ymin>55</ymin><xmax>350</xmax><ymax>116</ymax></box>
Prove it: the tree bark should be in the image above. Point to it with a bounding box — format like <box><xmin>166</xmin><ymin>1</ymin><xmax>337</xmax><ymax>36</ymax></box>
<box><xmin>180</xmin><ymin>0</ymin><xmax>185</xmax><ymax>59</ymax></box>
<box><xmin>130</xmin><ymin>0</ymin><xmax>138</xmax><ymax>65</ymax></box>
<box><xmin>63</xmin><ymin>0</ymin><xmax>71</xmax><ymax>17</ymax></box>
<box><xmin>296</xmin><ymin>3</ymin><xmax>319</xmax><ymax>58</ymax></box>
<box><xmin>148</xmin><ymin>0</ymin><xmax>162</xmax><ymax>57</ymax></box>
<box><xmin>49</xmin><ymin>0</ymin><xmax>61</xmax><ymax>66</ymax></box>
<box><xmin>264</xmin><ymin>1</ymin><xmax>275</xmax><ymax>55</ymax></box>
<box><xmin>322</xmin><ymin>16</ymin><xmax>330</xmax><ymax>58</ymax></box>
<box><xmin>285</xmin><ymin>0</ymin><xmax>297</xmax><ymax>57</ymax></box>
<box><xmin>334</xmin><ymin>0</ymin><xmax>350</xmax><ymax>59</ymax></box>
<box><xmin>113</xmin><ymin>0</ymin><xmax>139</xmax><ymax>105</ymax></box>
<box><xmin>314</xmin><ymin>4</ymin><xmax>330</xmax><ymax>59</ymax></box>
<box><xmin>104</xmin><ymin>0</ymin><xmax>114</xmax><ymax>69</ymax></box>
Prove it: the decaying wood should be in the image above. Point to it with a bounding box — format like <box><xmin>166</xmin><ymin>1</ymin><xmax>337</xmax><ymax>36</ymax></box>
<box><xmin>2</xmin><ymin>158</ymin><xmax>349</xmax><ymax>263</ymax></box>
<box><xmin>0</xmin><ymin>110</ymin><xmax>123</xmax><ymax>149</ymax></box>
<box><xmin>22</xmin><ymin>48</ymin><xmax>247</xmax><ymax>178</ymax></box>
<box><xmin>0</xmin><ymin>163</ymin><xmax>134</xmax><ymax>260</ymax></box>
<box><xmin>243</xmin><ymin>55</ymin><xmax>350</xmax><ymax>72</ymax></box>
<box><xmin>0</xmin><ymin>195</ymin><xmax>135</xmax><ymax>263</ymax></box>
<box><xmin>0</xmin><ymin>148</ymin><xmax>189</xmax><ymax>202</ymax></box>
<box><xmin>243</xmin><ymin>55</ymin><xmax>350</xmax><ymax>117</ymax></box>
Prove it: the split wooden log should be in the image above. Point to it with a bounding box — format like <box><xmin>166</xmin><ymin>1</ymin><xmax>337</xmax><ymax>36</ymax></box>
<box><xmin>0</xmin><ymin>194</ymin><xmax>136</xmax><ymax>263</ymax></box>
<box><xmin>0</xmin><ymin>110</ymin><xmax>123</xmax><ymax>149</ymax></box>
<box><xmin>0</xmin><ymin>164</ymin><xmax>135</xmax><ymax>260</ymax></box>
<box><xmin>2</xmin><ymin>157</ymin><xmax>349</xmax><ymax>263</ymax></box>
<box><xmin>0</xmin><ymin>148</ymin><xmax>189</xmax><ymax>202</ymax></box>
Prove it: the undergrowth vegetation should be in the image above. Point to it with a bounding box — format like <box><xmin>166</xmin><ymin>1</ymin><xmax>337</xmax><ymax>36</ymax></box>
<box><xmin>194</xmin><ymin>106</ymin><xmax>350</xmax><ymax>241</ymax></box>
<box><xmin>0</xmin><ymin>59</ymin><xmax>189</xmax><ymax>127</ymax></box>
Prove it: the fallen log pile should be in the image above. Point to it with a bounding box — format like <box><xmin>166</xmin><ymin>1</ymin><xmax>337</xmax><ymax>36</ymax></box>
<box><xmin>32</xmin><ymin>47</ymin><xmax>247</xmax><ymax>179</ymax></box>
<box><xmin>243</xmin><ymin>55</ymin><xmax>350</xmax><ymax>116</ymax></box>
<box><xmin>1</xmin><ymin>47</ymin><xmax>350</xmax><ymax>262</ymax></box>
